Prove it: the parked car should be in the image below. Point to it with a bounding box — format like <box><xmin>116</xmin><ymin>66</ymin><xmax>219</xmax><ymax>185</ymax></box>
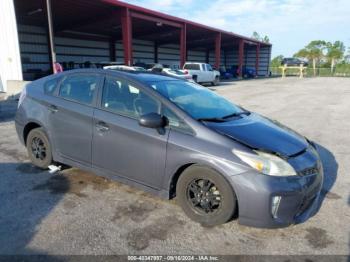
<box><xmin>229</xmin><ymin>66</ymin><xmax>256</xmax><ymax>78</ymax></box>
<box><xmin>162</xmin><ymin>68</ymin><xmax>194</xmax><ymax>82</ymax></box>
<box><xmin>182</xmin><ymin>62</ymin><xmax>220</xmax><ymax>85</ymax></box>
<box><xmin>281</xmin><ymin>58</ymin><xmax>308</xmax><ymax>67</ymax></box>
<box><xmin>16</xmin><ymin>69</ymin><xmax>323</xmax><ymax>228</ymax></box>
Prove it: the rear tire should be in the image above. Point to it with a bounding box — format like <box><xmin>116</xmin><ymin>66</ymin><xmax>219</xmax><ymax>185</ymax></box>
<box><xmin>26</xmin><ymin>127</ymin><xmax>53</xmax><ymax>169</ymax></box>
<box><xmin>193</xmin><ymin>75</ymin><xmax>198</xmax><ymax>83</ymax></box>
<box><xmin>176</xmin><ymin>165</ymin><xmax>237</xmax><ymax>226</ymax></box>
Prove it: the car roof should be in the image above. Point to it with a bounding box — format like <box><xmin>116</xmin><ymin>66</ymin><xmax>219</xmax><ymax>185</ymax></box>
<box><xmin>55</xmin><ymin>69</ymin><xmax>180</xmax><ymax>83</ymax></box>
<box><xmin>184</xmin><ymin>62</ymin><xmax>205</xmax><ymax>64</ymax></box>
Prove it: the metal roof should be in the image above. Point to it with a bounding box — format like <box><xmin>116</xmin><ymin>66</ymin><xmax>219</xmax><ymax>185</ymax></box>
<box><xmin>102</xmin><ymin>0</ymin><xmax>271</xmax><ymax>46</ymax></box>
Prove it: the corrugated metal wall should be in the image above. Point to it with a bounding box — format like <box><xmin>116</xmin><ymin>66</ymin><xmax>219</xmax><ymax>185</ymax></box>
<box><xmin>223</xmin><ymin>45</ymin><xmax>271</xmax><ymax>76</ymax></box>
<box><xmin>224</xmin><ymin>49</ymin><xmax>239</xmax><ymax>70</ymax></box>
<box><xmin>55</xmin><ymin>37</ymin><xmax>110</xmax><ymax>64</ymax></box>
<box><xmin>18</xmin><ymin>24</ymin><xmax>50</xmax><ymax>80</ymax></box>
<box><xmin>0</xmin><ymin>0</ymin><xmax>23</xmax><ymax>91</ymax></box>
<box><xmin>259</xmin><ymin>46</ymin><xmax>271</xmax><ymax>76</ymax></box>
<box><xmin>17</xmin><ymin>24</ymin><xmax>271</xmax><ymax>80</ymax></box>
<box><xmin>158</xmin><ymin>44</ymin><xmax>180</xmax><ymax>67</ymax></box>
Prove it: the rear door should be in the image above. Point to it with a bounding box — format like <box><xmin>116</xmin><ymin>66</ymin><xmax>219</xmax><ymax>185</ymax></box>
<box><xmin>48</xmin><ymin>73</ymin><xmax>102</xmax><ymax>165</ymax></box>
<box><xmin>92</xmin><ymin>75</ymin><xmax>169</xmax><ymax>189</ymax></box>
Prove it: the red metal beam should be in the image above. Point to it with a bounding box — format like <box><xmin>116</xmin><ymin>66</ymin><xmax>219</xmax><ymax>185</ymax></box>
<box><xmin>215</xmin><ymin>33</ymin><xmax>221</xmax><ymax>69</ymax></box>
<box><xmin>180</xmin><ymin>24</ymin><xmax>187</xmax><ymax>68</ymax></box>
<box><xmin>238</xmin><ymin>39</ymin><xmax>244</xmax><ymax>78</ymax></box>
<box><xmin>255</xmin><ymin>43</ymin><xmax>260</xmax><ymax>77</ymax></box>
<box><xmin>121</xmin><ymin>8</ymin><xmax>133</xmax><ymax>66</ymax></box>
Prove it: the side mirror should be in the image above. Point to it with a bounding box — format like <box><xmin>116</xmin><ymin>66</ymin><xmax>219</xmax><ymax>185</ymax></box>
<box><xmin>139</xmin><ymin>113</ymin><xmax>166</xmax><ymax>129</ymax></box>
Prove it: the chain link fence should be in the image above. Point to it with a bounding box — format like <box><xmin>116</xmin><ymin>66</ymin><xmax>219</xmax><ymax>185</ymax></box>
<box><xmin>270</xmin><ymin>67</ymin><xmax>350</xmax><ymax>77</ymax></box>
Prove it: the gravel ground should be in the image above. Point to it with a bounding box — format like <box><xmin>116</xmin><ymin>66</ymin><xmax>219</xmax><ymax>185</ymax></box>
<box><xmin>0</xmin><ymin>77</ymin><xmax>349</xmax><ymax>255</ymax></box>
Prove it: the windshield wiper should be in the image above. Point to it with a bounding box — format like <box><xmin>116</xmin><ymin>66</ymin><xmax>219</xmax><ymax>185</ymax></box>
<box><xmin>221</xmin><ymin>110</ymin><xmax>250</xmax><ymax>119</ymax></box>
<box><xmin>197</xmin><ymin>111</ymin><xmax>251</xmax><ymax>122</ymax></box>
<box><xmin>196</xmin><ymin>117</ymin><xmax>227</xmax><ymax>122</ymax></box>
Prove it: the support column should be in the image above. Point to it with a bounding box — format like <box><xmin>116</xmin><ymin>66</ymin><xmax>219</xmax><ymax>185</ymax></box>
<box><xmin>238</xmin><ymin>39</ymin><xmax>244</xmax><ymax>78</ymax></box>
<box><xmin>205</xmin><ymin>49</ymin><xmax>210</xmax><ymax>64</ymax></box>
<box><xmin>121</xmin><ymin>8</ymin><xmax>133</xmax><ymax>66</ymax></box>
<box><xmin>215</xmin><ymin>33</ymin><xmax>221</xmax><ymax>69</ymax></box>
<box><xmin>46</xmin><ymin>0</ymin><xmax>56</xmax><ymax>73</ymax></box>
<box><xmin>180</xmin><ymin>24</ymin><xmax>187</xmax><ymax>68</ymax></box>
<box><xmin>109</xmin><ymin>38</ymin><xmax>116</xmax><ymax>62</ymax></box>
<box><xmin>255</xmin><ymin>43</ymin><xmax>260</xmax><ymax>77</ymax></box>
<box><xmin>154</xmin><ymin>41</ymin><xmax>158</xmax><ymax>63</ymax></box>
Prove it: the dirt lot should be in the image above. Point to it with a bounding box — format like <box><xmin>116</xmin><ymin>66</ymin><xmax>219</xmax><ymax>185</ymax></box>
<box><xmin>0</xmin><ymin>77</ymin><xmax>349</xmax><ymax>255</ymax></box>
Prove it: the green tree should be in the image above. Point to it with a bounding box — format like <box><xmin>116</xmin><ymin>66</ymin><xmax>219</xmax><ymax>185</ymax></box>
<box><xmin>251</xmin><ymin>31</ymin><xmax>270</xmax><ymax>43</ymax></box>
<box><xmin>326</xmin><ymin>41</ymin><xmax>345</xmax><ymax>73</ymax></box>
<box><xmin>252</xmin><ymin>31</ymin><xmax>260</xmax><ymax>40</ymax></box>
<box><xmin>262</xmin><ymin>35</ymin><xmax>270</xmax><ymax>43</ymax></box>
<box><xmin>342</xmin><ymin>47</ymin><xmax>350</xmax><ymax>63</ymax></box>
<box><xmin>294</xmin><ymin>40</ymin><xmax>327</xmax><ymax>76</ymax></box>
<box><xmin>271</xmin><ymin>55</ymin><xmax>284</xmax><ymax>67</ymax></box>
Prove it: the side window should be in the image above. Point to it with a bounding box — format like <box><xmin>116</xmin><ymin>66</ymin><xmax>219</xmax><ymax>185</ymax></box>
<box><xmin>206</xmin><ymin>64</ymin><xmax>213</xmax><ymax>71</ymax></box>
<box><xmin>162</xmin><ymin>106</ymin><xmax>193</xmax><ymax>134</ymax></box>
<box><xmin>102</xmin><ymin>76</ymin><xmax>160</xmax><ymax>118</ymax></box>
<box><xmin>44</xmin><ymin>77</ymin><xmax>60</xmax><ymax>95</ymax></box>
<box><xmin>59</xmin><ymin>74</ymin><xmax>99</xmax><ymax>105</ymax></box>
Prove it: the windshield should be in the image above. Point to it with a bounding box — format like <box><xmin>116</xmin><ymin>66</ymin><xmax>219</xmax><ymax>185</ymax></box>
<box><xmin>148</xmin><ymin>80</ymin><xmax>244</xmax><ymax>120</ymax></box>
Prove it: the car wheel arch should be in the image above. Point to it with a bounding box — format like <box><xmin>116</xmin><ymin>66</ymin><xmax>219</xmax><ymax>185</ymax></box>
<box><xmin>172</xmin><ymin>163</ymin><xmax>240</xmax><ymax>220</ymax></box>
<box><xmin>23</xmin><ymin>120</ymin><xmax>51</xmax><ymax>147</ymax></box>
<box><xmin>23</xmin><ymin>122</ymin><xmax>42</xmax><ymax>146</ymax></box>
<box><xmin>169</xmin><ymin>163</ymin><xmax>239</xmax><ymax>212</ymax></box>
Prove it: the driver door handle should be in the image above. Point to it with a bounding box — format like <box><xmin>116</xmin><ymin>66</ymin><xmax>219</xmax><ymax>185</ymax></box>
<box><xmin>48</xmin><ymin>104</ymin><xmax>58</xmax><ymax>113</ymax></box>
<box><xmin>96</xmin><ymin>121</ymin><xmax>109</xmax><ymax>132</ymax></box>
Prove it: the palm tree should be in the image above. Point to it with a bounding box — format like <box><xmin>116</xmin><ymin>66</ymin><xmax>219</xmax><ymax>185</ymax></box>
<box><xmin>294</xmin><ymin>40</ymin><xmax>327</xmax><ymax>76</ymax></box>
<box><xmin>326</xmin><ymin>41</ymin><xmax>345</xmax><ymax>74</ymax></box>
<box><xmin>251</xmin><ymin>31</ymin><xmax>270</xmax><ymax>43</ymax></box>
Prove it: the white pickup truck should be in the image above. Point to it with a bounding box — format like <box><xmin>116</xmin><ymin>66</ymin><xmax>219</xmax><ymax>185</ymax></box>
<box><xmin>182</xmin><ymin>62</ymin><xmax>221</xmax><ymax>85</ymax></box>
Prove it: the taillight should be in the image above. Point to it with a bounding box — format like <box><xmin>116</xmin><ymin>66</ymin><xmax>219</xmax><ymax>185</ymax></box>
<box><xmin>184</xmin><ymin>70</ymin><xmax>188</xmax><ymax>74</ymax></box>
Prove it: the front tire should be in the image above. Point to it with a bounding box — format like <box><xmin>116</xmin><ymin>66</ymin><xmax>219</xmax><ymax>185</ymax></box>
<box><xmin>211</xmin><ymin>76</ymin><xmax>220</xmax><ymax>86</ymax></box>
<box><xmin>176</xmin><ymin>165</ymin><xmax>237</xmax><ymax>226</ymax></box>
<box><xmin>26</xmin><ymin>128</ymin><xmax>53</xmax><ymax>169</ymax></box>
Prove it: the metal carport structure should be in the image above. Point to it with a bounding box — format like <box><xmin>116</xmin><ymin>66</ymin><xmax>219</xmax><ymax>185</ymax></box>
<box><xmin>13</xmin><ymin>0</ymin><xmax>272</xmax><ymax>81</ymax></box>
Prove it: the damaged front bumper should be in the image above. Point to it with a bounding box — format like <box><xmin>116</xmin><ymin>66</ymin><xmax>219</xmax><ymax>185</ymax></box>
<box><xmin>230</xmin><ymin>147</ymin><xmax>324</xmax><ymax>228</ymax></box>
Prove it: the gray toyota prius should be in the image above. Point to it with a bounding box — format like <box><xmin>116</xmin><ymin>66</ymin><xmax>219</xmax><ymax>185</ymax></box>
<box><xmin>15</xmin><ymin>69</ymin><xmax>323</xmax><ymax>228</ymax></box>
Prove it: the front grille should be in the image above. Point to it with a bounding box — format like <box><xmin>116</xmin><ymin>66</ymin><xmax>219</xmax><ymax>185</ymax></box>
<box><xmin>299</xmin><ymin>166</ymin><xmax>319</xmax><ymax>176</ymax></box>
<box><xmin>297</xmin><ymin>195</ymin><xmax>316</xmax><ymax>216</ymax></box>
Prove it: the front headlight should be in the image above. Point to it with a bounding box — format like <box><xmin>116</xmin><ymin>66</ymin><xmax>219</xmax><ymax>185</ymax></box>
<box><xmin>233</xmin><ymin>149</ymin><xmax>297</xmax><ymax>177</ymax></box>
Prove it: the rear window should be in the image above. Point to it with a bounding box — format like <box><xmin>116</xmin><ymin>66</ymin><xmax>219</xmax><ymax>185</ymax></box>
<box><xmin>59</xmin><ymin>74</ymin><xmax>100</xmax><ymax>105</ymax></box>
<box><xmin>44</xmin><ymin>77</ymin><xmax>61</xmax><ymax>95</ymax></box>
<box><xmin>184</xmin><ymin>64</ymin><xmax>200</xmax><ymax>70</ymax></box>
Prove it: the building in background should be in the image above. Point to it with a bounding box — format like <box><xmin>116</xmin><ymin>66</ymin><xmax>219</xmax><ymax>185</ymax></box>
<box><xmin>0</xmin><ymin>0</ymin><xmax>272</xmax><ymax>92</ymax></box>
<box><xmin>0</xmin><ymin>0</ymin><xmax>23</xmax><ymax>92</ymax></box>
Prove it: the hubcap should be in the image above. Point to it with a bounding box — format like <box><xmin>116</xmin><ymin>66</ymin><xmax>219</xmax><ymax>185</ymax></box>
<box><xmin>31</xmin><ymin>137</ymin><xmax>46</xmax><ymax>161</ymax></box>
<box><xmin>186</xmin><ymin>179</ymin><xmax>221</xmax><ymax>214</ymax></box>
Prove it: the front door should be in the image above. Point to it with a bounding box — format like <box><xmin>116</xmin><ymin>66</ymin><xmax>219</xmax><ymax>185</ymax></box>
<box><xmin>48</xmin><ymin>73</ymin><xmax>101</xmax><ymax>165</ymax></box>
<box><xmin>92</xmin><ymin>76</ymin><xmax>168</xmax><ymax>189</ymax></box>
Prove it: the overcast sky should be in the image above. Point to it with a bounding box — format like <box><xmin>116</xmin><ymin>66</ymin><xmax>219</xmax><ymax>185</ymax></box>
<box><xmin>121</xmin><ymin>0</ymin><xmax>350</xmax><ymax>58</ymax></box>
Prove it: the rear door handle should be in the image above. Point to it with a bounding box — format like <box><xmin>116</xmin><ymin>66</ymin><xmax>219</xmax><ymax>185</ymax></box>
<box><xmin>96</xmin><ymin>121</ymin><xmax>109</xmax><ymax>132</ymax></box>
<box><xmin>48</xmin><ymin>104</ymin><xmax>58</xmax><ymax>113</ymax></box>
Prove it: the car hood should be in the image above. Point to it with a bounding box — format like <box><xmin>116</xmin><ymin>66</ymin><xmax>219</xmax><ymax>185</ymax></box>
<box><xmin>205</xmin><ymin>113</ymin><xmax>308</xmax><ymax>157</ymax></box>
